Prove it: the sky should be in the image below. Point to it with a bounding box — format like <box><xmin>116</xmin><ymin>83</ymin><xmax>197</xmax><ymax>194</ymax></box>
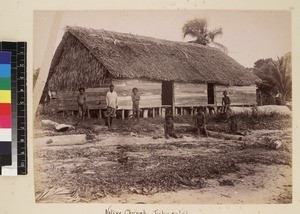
<box><xmin>33</xmin><ymin>10</ymin><xmax>291</xmax><ymax>69</ymax></box>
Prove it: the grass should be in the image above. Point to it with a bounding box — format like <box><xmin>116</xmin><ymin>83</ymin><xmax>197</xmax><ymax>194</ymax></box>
<box><xmin>36</xmin><ymin>105</ymin><xmax>291</xmax><ymax>136</ymax></box>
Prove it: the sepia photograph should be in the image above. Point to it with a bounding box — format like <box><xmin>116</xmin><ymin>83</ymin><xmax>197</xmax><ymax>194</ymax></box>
<box><xmin>33</xmin><ymin>10</ymin><xmax>292</xmax><ymax>203</ymax></box>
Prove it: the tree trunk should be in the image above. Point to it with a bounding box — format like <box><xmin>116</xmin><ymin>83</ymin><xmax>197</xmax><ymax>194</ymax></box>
<box><xmin>207</xmin><ymin>130</ymin><xmax>244</xmax><ymax>141</ymax></box>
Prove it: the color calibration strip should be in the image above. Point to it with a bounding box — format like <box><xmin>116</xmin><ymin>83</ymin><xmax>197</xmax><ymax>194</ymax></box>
<box><xmin>0</xmin><ymin>51</ymin><xmax>12</xmax><ymax>170</ymax></box>
<box><xmin>0</xmin><ymin>42</ymin><xmax>27</xmax><ymax>175</ymax></box>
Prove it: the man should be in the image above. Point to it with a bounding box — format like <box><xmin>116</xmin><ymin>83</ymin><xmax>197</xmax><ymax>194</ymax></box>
<box><xmin>105</xmin><ymin>84</ymin><xmax>118</xmax><ymax>131</ymax></box>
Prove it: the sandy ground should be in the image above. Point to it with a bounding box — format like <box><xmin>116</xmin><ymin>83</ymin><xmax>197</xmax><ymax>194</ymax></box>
<box><xmin>97</xmin><ymin>164</ymin><xmax>291</xmax><ymax>204</ymax></box>
<box><xmin>33</xmin><ymin>126</ymin><xmax>292</xmax><ymax>204</ymax></box>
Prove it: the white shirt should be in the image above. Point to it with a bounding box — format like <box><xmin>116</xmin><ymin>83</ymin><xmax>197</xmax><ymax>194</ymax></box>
<box><xmin>106</xmin><ymin>91</ymin><xmax>118</xmax><ymax>108</ymax></box>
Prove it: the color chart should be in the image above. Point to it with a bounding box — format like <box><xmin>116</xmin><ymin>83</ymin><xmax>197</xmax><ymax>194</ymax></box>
<box><xmin>0</xmin><ymin>51</ymin><xmax>12</xmax><ymax>168</ymax></box>
<box><xmin>0</xmin><ymin>42</ymin><xmax>27</xmax><ymax>176</ymax></box>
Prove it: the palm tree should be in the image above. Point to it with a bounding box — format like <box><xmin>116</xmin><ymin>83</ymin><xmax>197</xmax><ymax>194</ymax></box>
<box><xmin>182</xmin><ymin>18</ymin><xmax>228</xmax><ymax>53</ymax></box>
<box><xmin>254</xmin><ymin>52</ymin><xmax>292</xmax><ymax>104</ymax></box>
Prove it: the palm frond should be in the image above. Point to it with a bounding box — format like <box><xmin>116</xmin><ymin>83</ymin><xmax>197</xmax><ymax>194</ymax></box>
<box><xmin>36</xmin><ymin>187</ymin><xmax>81</xmax><ymax>203</ymax></box>
<box><xmin>208</xmin><ymin>28</ymin><xmax>223</xmax><ymax>41</ymax></box>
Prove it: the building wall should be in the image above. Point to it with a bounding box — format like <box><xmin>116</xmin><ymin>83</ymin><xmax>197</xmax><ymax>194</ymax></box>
<box><xmin>55</xmin><ymin>78</ymin><xmax>257</xmax><ymax>111</ymax></box>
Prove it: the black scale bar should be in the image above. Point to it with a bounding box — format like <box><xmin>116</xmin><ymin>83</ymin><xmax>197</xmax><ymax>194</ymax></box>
<box><xmin>0</xmin><ymin>42</ymin><xmax>27</xmax><ymax>175</ymax></box>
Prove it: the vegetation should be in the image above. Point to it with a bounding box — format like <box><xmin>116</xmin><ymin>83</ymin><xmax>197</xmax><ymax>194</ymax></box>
<box><xmin>182</xmin><ymin>18</ymin><xmax>228</xmax><ymax>53</ymax></box>
<box><xmin>253</xmin><ymin>52</ymin><xmax>292</xmax><ymax>104</ymax></box>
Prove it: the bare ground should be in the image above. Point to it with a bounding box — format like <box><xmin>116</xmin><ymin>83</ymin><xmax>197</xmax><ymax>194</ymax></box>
<box><xmin>33</xmin><ymin>116</ymin><xmax>292</xmax><ymax>204</ymax></box>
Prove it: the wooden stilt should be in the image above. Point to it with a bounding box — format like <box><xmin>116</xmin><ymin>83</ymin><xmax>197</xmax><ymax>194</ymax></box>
<box><xmin>99</xmin><ymin>109</ymin><xmax>102</xmax><ymax>119</ymax></box>
<box><xmin>143</xmin><ymin>109</ymin><xmax>149</xmax><ymax>118</ymax></box>
<box><xmin>158</xmin><ymin>107</ymin><xmax>161</xmax><ymax>116</ymax></box>
<box><xmin>162</xmin><ymin>108</ymin><xmax>166</xmax><ymax>118</ymax></box>
<box><xmin>121</xmin><ymin>110</ymin><xmax>125</xmax><ymax>119</ymax></box>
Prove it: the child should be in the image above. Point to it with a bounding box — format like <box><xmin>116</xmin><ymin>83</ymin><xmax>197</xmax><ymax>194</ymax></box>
<box><xmin>229</xmin><ymin>114</ymin><xmax>245</xmax><ymax>136</ymax></box>
<box><xmin>164</xmin><ymin>113</ymin><xmax>182</xmax><ymax>139</ymax></box>
<box><xmin>131</xmin><ymin>87</ymin><xmax>140</xmax><ymax>121</ymax></box>
<box><xmin>194</xmin><ymin>107</ymin><xmax>208</xmax><ymax>138</ymax></box>
<box><xmin>221</xmin><ymin>91</ymin><xmax>231</xmax><ymax>113</ymax></box>
<box><xmin>165</xmin><ymin>108</ymin><xmax>174</xmax><ymax>121</ymax></box>
<box><xmin>77</xmin><ymin>87</ymin><xmax>87</xmax><ymax>124</ymax></box>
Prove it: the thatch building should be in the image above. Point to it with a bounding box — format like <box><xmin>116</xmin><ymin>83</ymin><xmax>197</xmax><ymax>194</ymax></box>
<box><xmin>46</xmin><ymin>26</ymin><xmax>259</xmax><ymax>117</ymax></box>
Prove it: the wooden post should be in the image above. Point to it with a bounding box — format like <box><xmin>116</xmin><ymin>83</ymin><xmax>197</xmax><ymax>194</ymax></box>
<box><xmin>175</xmin><ymin>107</ymin><xmax>178</xmax><ymax>115</ymax></box>
<box><xmin>121</xmin><ymin>109</ymin><xmax>125</xmax><ymax>119</ymax></box>
<box><xmin>143</xmin><ymin>109</ymin><xmax>149</xmax><ymax>118</ymax></box>
<box><xmin>99</xmin><ymin>109</ymin><xmax>102</xmax><ymax>119</ymax></box>
<box><xmin>158</xmin><ymin>107</ymin><xmax>161</xmax><ymax>116</ymax></box>
<box><xmin>161</xmin><ymin>108</ymin><xmax>166</xmax><ymax>118</ymax></box>
<box><xmin>152</xmin><ymin>108</ymin><xmax>155</xmax><ymax>118</ymax></box>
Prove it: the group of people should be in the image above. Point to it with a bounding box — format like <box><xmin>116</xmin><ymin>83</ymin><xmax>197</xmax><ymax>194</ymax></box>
<box><xmin>76</xmin><ymin>84</ymin><xmax>232</xmax><ymax>136</ymax></box>
<box><xmin>76</xmin><ymin>84</ymin><xmax>141</xmax><ymax>130</ymax></box>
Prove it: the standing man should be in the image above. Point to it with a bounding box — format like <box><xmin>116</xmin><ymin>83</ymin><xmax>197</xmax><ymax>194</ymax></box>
<box><xmin>105</xmin><ymin>84</ymin><xmax>118</xmax><ymax>131</ymax></box>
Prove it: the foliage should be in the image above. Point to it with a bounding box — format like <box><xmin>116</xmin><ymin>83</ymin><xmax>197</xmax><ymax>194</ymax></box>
<box><xmin>182</xmin><ymin>18</ymin><xmax>228</xmax><ymax>53</ymax></box>
<box><xmin>253</xmin><ymin>52</ymin><xmax>292</xmax><ymax>103</ymax></box>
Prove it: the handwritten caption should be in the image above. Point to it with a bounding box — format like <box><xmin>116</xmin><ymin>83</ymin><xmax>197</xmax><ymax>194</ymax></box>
<box><xmin>105</xmin><ymin>205</ymin><xmax>189</xmax><ymax>214</ymax></box>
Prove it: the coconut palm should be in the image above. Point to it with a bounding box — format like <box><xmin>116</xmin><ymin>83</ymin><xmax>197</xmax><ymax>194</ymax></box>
<box><xmin>254</xmin><ymin>52</ymin><xmax>292</xmax><ymax>104</ymax></box>
<box><xmin>182</xmin><ymin>18</ymin><xmax>228</xmax><ymax>53</ymax></box>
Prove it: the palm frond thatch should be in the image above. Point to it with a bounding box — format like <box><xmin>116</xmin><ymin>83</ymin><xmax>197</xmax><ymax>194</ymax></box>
<box><xmin>36</xmin><ymin>187</ymin><xmax>81</xmax><ymax>203</ymax></box>
<box><xmin>47</xmin><ymin>26</ymin><xmax>259</xmax><ymax>91</ymax></box>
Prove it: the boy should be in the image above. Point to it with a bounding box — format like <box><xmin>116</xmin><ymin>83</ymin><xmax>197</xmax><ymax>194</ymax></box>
<box><xmin>105</xmin><ymin>84</ymin><xmax>118</xmax><ymax>131</ymax></box>
<box><xmin>131</xmin><ymin>87</ymin><xmax>140</xmax><ymax>121</ymax></box>
<box><xmin>194</xmin><ymin>107</ymin><xmax>208</xmax><ymax>138</ymax></box>
<box><xmin>164</xmin><ymin>112</ymin><xmax>182</xmax><ymax>139</ymax></box>
<box><xmin>77</xmin><ymin>87</ymin><xmax>87</xmax><ymax>124</ymax></box>
<box><xmin>221</xmin><ymin>91</ymin><xmax>231</xmax><ymax>113</ymax></box>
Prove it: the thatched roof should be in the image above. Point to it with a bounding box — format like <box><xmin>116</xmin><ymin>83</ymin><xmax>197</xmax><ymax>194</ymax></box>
<box><xmin>47</xmin><ymin>26</ymin><xmax>259</xmax><ymax>90</ymax></box>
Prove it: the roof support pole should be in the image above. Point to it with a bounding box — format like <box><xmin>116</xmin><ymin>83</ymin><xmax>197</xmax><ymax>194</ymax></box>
<box><xmin>33</xmin><ymin>11</ymin><xmax>63</xmax><ymax>116</ymax></box>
